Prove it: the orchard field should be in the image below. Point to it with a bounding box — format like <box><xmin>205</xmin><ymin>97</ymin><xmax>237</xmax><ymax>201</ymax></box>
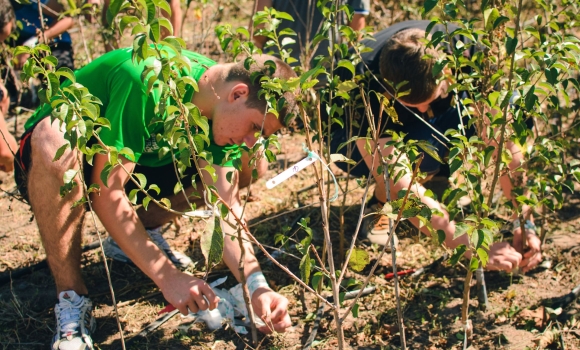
<box><xmin>2</xmin><ymin>0</ymin><xmax>580</xmax><ymax>349</ymax></box>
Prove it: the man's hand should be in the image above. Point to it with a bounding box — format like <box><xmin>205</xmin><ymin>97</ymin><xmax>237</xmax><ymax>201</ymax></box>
<box><xmin>513</xmin><ymin>227</ymin><xmax>543</xmax><ymax>273</ymax></box>
<box><xmin>486</xmin><ymin>241</ymin><xmax>523</xmax><ymax>272</ymax></box>
<box><xmin>160</xmin><ymin>272</ymin><xmax>220</xmax><ymax>315</ymax></box>
<box><xmin>251</xmin><ymin>287</ymin><xmax>291</xmax><ymax>334</ymax></box>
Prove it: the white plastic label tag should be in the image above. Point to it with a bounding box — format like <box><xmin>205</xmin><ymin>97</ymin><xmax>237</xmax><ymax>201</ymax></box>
<box><xmin>182</xmin><ymin>210</ymin><xmax>215</xmax><ymax>218</ymax></box>
<box><xmin>266</xmin><ymin>156</ymin><xmax>317</xmax><ymax>189</ymax></box>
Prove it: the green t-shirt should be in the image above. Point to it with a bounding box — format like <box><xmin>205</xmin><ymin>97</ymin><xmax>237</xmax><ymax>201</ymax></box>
<box><xmin>25</xmin><ymin>48</ymin><xmax>241</xmax><ymax>167</ymax></box>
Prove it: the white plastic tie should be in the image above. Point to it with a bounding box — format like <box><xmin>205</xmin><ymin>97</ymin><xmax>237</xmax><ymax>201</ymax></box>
<box><xmin>266</xmin><ymin>145</ymin><xmax>339</xmax><ymax>201</ymax></box>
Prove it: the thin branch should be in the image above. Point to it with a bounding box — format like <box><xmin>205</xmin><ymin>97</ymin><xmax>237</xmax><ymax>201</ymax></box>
<box><xmin>236</xmin><ymin>225</ymin><xmax>258</xmax><ymax>345</ymax></box>
<box><xmin>211</xmin><ymin>188</ymin><xmax>335</xmax><ymax>310</ymax></box>
<box><xmin>340</xmin><ymin>155</ymin><xmax>423</xmax><ymax>321</ymax></box>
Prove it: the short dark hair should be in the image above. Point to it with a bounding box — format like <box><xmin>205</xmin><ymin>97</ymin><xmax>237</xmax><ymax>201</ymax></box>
<box><xmin>379</xmin><ymin>28</ymin><xmax>442</xmax><ymax>105</ymax></box>
<box><xmin>0</xmin><ymin>0</ymin><xmax>14</xmax><ymax>30</ymax></box>
<box><xmin>224</xmin><ymin>54</ymin><xmax>298</xmax><ymax>126</ymax></box>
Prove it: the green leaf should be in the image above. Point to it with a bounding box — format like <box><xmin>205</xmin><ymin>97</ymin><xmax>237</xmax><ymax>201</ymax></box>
<box><xmin>142</xmin><ymin>196</ymin><xmax>151</xmax><ymax>210</ymax></box>
<box><xmin>300</xmin><ymin>253</ymin><xmax>312</xmax><ymax>285</ymax></box>
<box><xmin>524</xmin><ymin>86</ymin><xmax>538</xmax><ymax>111</ymax></box>
<box><xmin>149</xmin><ymin>18</ymin><xmax>161</xmax><ymax>43</ymax></box>
<box><xmin>53</xmin><ymin>143</ymin><xmax>69</xmax><ymax>162</ymax></box>
<box><xmin>280</xmin><ymin>37</ymin><xmax>296</xmax><ymax>47</ymax></box>
<box><xmin>133</xmin><ymin>173</ymin><xmax>147</xmax><ymax>188</ymax></box>
<box><xmin>493</xmin><ymin>16</ymin><xmax>509</xmax><ymax>30</ymax></box>
<box><xmin>44</xmin><ymin>55</ymin><xmax>58</xmax><ymax>67</ymax></box>
<box><xmin>119</xmin><ymin>15</ymin><xmax>139</xmax><ymax>33</ymax></box>
<box><xmin>191</xmin><ymin>108</ymin><xmax>209</xmax><ymax>137</ymax></box>
<box><xmin>311</xmin><ymin>271</ymin><xmax>324</xmax><ymax>289</ymax></box>
<box><xmin>337</xmin><ymin>81</ymin><xmax>358</xmax><ymax>93</ymax></box>
<box><xmin>423</xmin><ymin>0</ymin><xmax>439</xmax><ymax>14</ymax></box>
<box><xmin>100</xmin><ymin>164</ymin><xmax>113</xmax><ymax>187</ymax></box>
<box><xmin>449</xmin><ymin>157</ymin><xmax>462</xmax><ymax>175</ymax></box>
<box><xmin>173</xmin><ymin>181</ymin><xmax>183</xmax><ymax>194</ymax></box>
<box><xmin>56</xmin><ymin>67</ymin><xmax>76</xmax><ymax>83</ymax></box>
<box><xmin>469</xmin><ymin>257</ymin><xmax>479</xmax><ymax>272</ymax></box>
<box><xmin>275</xmin><ymin>11</ymin><xmax>295</xmax><ymax>22</ymax></box>
<box><xmin>347</xmin><ymin>248</ymin><xmax>369</xmax><ymax>272</ymax></box>
<box><xmin>200</xmin><ymin>216</ymin><xmax>224</xmax><ymax>267</ymax></box>
<box><xmin>476</xmin><ymin>247</ymin><xmax>489</xmax><ymax>267</ymax></box>
<box><xmin>47</xmin><ymin>73</ymin><xmax>60</xmax><ymax>99</ymax></box>
<box><xmin>450</xmin><ymin>245</ymin><xmax>467</xmax><ymax>265</ymax></box>
<box><xmin>264</xmin><ymin>149</ymin><xmax>276</xmax><ymax>162</ymax></box>
<box><xmin>85</xmin><ymin>185</ymin><xmax>99</xmax><ymax>196</ymax></box>
<box><xmin>148</xmin><ymin>184</ymin><xmax>160</xmax><ymax>195</ymax></box>
<box><xmin>298</xmin><ymin>217</ymin><xmax>313</xmax><ymax>237</ymax></box>
<box><xmin>38</xmin><ymin>89</ymin><xmax>49</xmax><ymax>105</ymax></box>
<box><xmin>432</xmin><ymin>59</ymin><xmax>449</xmax><ymax>78</ymax></box>
<box><xmin>454</xmin><ymin>222</ymin><xmax>470</xmax><ymax>239</ymax></box>
<box><xmin>202</xmin><ymin>165</ymin><xmax>217</xmax><ymax>183</ymax></box>
<box><xmin>483</xmin><ymin>8</ymin><xmax>500</xmax><ymax>31</ymax></box>
<box><xmin>351</xmin><ymin>303</ymin><xmax>360</xmax><ymax>318</ymax></box>
<box><xmin>159</xmin><ymin>198</ymin><xmax>171</xmax><ymax>209</ymax></box>
<box><xmin>236</xmin><ymin>27</ymin><xmax>250</xmax><ymax>38</ymax></box>
<box><xmin>72</xmin><ymin>197</ymin><xmax>87</xmax><ymax>209</ymax></box>
<box><xmin>107</xmin><ymin>0</ymin><xmax>124</xmax><ymax>27</ymax></box>
<box><xmin>119</xmin><ymin>147</ymin><xmax>135</xmax><ymax>162</ymax></box>
<box><xmin>337</xmin><ymin>59</ymin><xmax>355</xmax><ymax>75</ymax></box>
<box><xmin>145</xmin><ymin>0</ymin><xmax>156</xmax><ymax>22</ymax></box>
<box><xmin>417</xmin><ymin>141</ymin><xmax>443</xmax><ymax>164</ymax></box>
<box><xmin>401</xmin><ymin>201</ymin><xmax>422</xmax><ymax>219</ymax></box>
<box><xmin>128</xmin><ymin>189</ymin><xmax>139</xmax><ymax>204</ymax></box>
<box><xmin>436</xmin><ymin>229</ymin><xmax>446</xmax><ymax>245</ymax></box>
<box><xmin>506</xmin><ymin>36</ymin><xmax>518</xmax><ymax>55</ymax></box>
<box><xmin>151</xmin><ymin>0</ymin><xmax>171</xmax><ymax>15</ymax></box>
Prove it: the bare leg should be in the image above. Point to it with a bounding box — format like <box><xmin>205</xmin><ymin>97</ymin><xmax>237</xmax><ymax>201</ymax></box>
<box><xmin>356</xmin><ymin>138</ymin><xmax>456</xmax><ymax>241</ymax></box>
<box><xmin>27</xmin><ymin>118</ymin><xmax>87</xmax><ymax>295</ymax></box>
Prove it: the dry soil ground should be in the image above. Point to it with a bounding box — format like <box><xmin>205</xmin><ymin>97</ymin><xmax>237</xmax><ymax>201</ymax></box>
<box><xmin>1</xmin><ymin>120</ymin><xmax>580</xmax><ymax>350</ymax></box>
<box><xmin>2</xmin><ymin>2</ymin><xmax>580</xmax><ymax>349</ymax></box>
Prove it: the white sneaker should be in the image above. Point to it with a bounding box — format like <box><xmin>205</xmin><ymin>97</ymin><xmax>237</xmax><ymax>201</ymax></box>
<box><xmin>360</xmin><ymin>203</ymin><xmax>399</xmax><ymax>251</ymax></box>
<box><xmin>52</xmin><ymin>290</ymin><xmax>96</xmax><ymax>350</ymax></box>
<box><xmin>102</xmin><ymin>227</ymin><xmax>193</xmax><ymax>269</ymax></box>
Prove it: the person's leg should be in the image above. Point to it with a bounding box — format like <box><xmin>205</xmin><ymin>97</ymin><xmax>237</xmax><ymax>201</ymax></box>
<box><xmin>162</xmin><ymin>0</ymin><xmax>183</xmax><ymax>38</ymax></box>
<box><xmin>356</xmin><ymin>137</ymin><xmax>454</xmax><ymax>239</ymax></box>
<box><xmin>27</xmin><ymin>117</ymin><xmax>87</xmax><ymax>295</ymax></box>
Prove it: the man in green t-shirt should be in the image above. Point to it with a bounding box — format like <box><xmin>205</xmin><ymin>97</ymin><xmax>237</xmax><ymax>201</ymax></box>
<box><xmin>14</xmin><ymin>48</ymin><xmax>297</xmax><ymax>349</ymax></box>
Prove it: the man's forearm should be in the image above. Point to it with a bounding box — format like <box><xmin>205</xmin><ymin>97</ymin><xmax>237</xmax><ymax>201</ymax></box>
<box><xmin>91</xmin><ymin>191</ymin><xmax>180</xmax><ymax>287</ymax></box>
<box><xmin>43</xmin><ymin>17</ymin><xmax>74</xmax><ymax>42</ymax></box>
<box><xmin>221</xmin><ymin>203</ymin><xmax>262</xmax><ymax>283</ymax></box>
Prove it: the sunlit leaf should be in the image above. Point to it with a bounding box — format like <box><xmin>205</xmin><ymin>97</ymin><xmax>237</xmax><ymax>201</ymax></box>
<box><xmin>300</xmin><ymin>253</ymin><xmax>312</xmax><ymax>284</ymax></box>
<box><xmin>200</xmin><ymin>215</ymin><xmax>224</xmax><ymax>268</ymax></box>
<box><xmin>347</xmin><ymin>248</ymin><xmax>369</xmax><ymax>272</ymax></box>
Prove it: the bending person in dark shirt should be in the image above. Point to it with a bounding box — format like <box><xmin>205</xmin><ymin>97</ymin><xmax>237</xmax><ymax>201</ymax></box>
<box><xmin>331</xmin><ymin>20</ymin><xmax>541</xmax><ymax>273</ymax></box>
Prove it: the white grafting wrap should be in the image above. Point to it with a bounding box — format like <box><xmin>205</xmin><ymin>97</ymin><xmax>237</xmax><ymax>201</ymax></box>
<box><xmin>512</xmin><ymin>219</ymin><xmax>536</xmax><ymax>232</ymax></box>
<box><xmin>246</xmin><ymin>272</ymin><xmax>269</xmax><ymax>297</ymax></box>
